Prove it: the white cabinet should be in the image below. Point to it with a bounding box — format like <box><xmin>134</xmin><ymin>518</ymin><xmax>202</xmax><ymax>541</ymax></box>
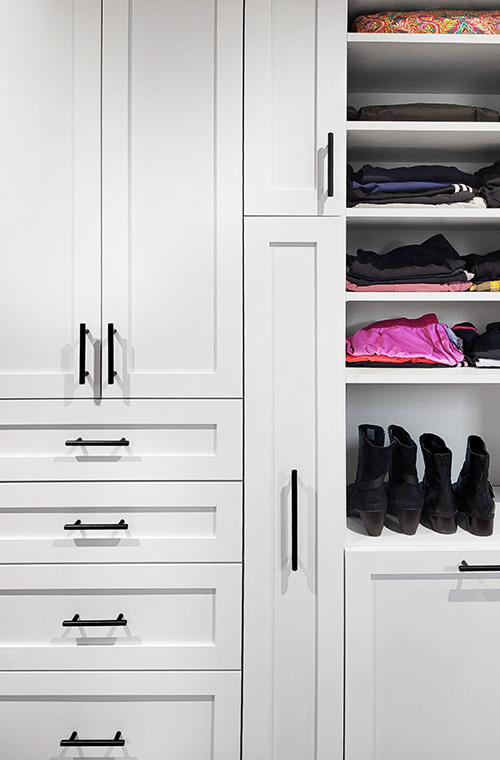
<box><xmin>0</xmin><ymin>0</ymin><xmax>242</xmax><ymax>400</ymax></box>
<box><xmin>243</xmin><ymin>217</ymin><xmax>345</xmax><ymax>759</ymax></box>
<box><xmin>345</xmin><ymin>548</ymin><xmax>500</xmax><ymax>760</ymax></box>
<box><xmin>244</xmin><ymin>0</ymin><xmax>346</xmax><ymax>216</ymax></box>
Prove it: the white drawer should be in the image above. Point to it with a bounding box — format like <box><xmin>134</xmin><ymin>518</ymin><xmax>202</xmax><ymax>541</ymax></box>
<box><xmin>0</xmin><ymin>564</ymin><xmax>241</xmax><ymax>670</ymax></box>
<box><xmin>0</xmin><ymin>400</ymin><xmax>241</xmax><ymax>481</ymax></box>
<box><xmin>0</xmin><ymin>482</ymin><xmax>242</xmax><ymax>563</ymax></box>
<box><xmin>0</xmin><ymin>671</ymin><xmax>240</xmax><ymax>760</ymax></box>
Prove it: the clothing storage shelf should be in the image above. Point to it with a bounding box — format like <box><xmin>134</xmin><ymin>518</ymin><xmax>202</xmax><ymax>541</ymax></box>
<box><xmin>347</xmin><ymin>0</ymin><xmax>500</xmax><ymax>25</ymax></box>
<box><xmin>346</xmin><ymin>368</ymin><xmax>500</xmax><ymax>383</ymax></box>
<box><xmin>347</xmin><ymin>209</ymin><xmax>500</xmax><ymax>226</ymax></box>
<box><xmin>346</xmin><ymin>292</ymin><xmax>500</xmax><ymax>302</ymax></box>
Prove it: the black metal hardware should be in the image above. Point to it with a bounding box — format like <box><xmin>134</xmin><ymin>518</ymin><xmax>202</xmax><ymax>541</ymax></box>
<box><xmin>62</xmin><ymin>613</ymin><xmax>127</xmax><ymax>627</ymax></box>
<box><xmin>459</xmin><ymin>560</ymin><xmax>500</xmax><ymax>572</ymax></box>
<box><xmin>291</xmin><ymin>469</ymin><xmax>298</xmax><ymax>571</ymax></box>
<box><xmin>108</xmin><ymin>322</ymin><xmax>116</xmax><ymax>384</ymax></box>
<box><xmin>327</xmin><ymin>132</ymin><xmax>334</xmax><ymax>197</ymax></box>
<box><xmin>65</xmin><ymin>437</ymin><xmax>129</xmax><ymax>447</ymax></box>
<box><xmin>79</xmin><ymin>323</ymin><xmax>89</xmax><ymax>385</ymax></box>
<box><xmin>64</xmin><ymin>519</ymin><xmax>129</xmax><ymax>531</ymax></box>
<box><xmin>60</xmin><ymin>731</ymin><xmax>125</xmax><ymax>747</ymax></box>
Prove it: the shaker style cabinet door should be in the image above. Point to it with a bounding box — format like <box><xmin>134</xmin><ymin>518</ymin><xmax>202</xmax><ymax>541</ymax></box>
<box><xmin>346</xmin><ymin>549</ymin><xmax>500</xmax><ymax>760</ymax></box>
<box><xmin>243</xmin><ymin>217</ymin><xmax>345</xmax><ymax>760</ymax></box>
<box><xmin>0</xmin><ymin>1</ymin><xmax>101</xmax><ymax>398</ymax></box>
<box><xmin>245</xmin><ymin>0</ymin><xmax>346</xmax><ymax>216</ymax></box>
<box><xmin>101</xmin><ymin>0</ymin><xmax>243</xmax><ymax>398</ymax></box>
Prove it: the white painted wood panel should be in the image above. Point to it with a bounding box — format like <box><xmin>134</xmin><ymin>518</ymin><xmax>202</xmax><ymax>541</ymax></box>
<box><xmin>346</xmin><ymin>549</ymin><xmax>500</xmax><ymax>760</ymax></box>
<box><xmin>243</xmin><ymin>217</ymin><xmax>345</xmax><ymax>760</ymax></box>
<box><xmin>245</xmin><ymin>0</ymin><xmax>346</xmax><ymax>215</ymax></box>
<box><xmin>0</xmin><ymin>482</ymin><xmax>241</xmax><ymax>563</ymax></box>
<box><xmin>0</xmin><ymin>671</ymin><xmax>240</xmax><ymax>759</ymax></box>
<box><xmin>0</xmin><ymin>564</ymin><xmax>241</xmax><ymax>670</ymax></box>
<box><xmin>101</xmin><ymin>0</ymin><xmax>242</xmax><ymax>398</ymax></box>
<box><xmin>0</xmin><ymin>400</ymin><xmax>242</xmax><ymax>481</ymax></box>
<box><xmin>0</xmin><ymin>0</ymin><xmax>101</xmax><ymax>399</ymax></box>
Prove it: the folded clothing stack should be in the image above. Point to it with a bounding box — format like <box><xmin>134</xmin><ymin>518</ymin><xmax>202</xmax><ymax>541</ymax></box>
<box><xmin>453</xmin><ymin>322</ymin><xmax>500</xmax><ymax>367</ymax></box>
<box><xmin>346</xmin><ymin>234</ymin><xmax>473</xmax><ymax>292</ymax></box>
<box><xmin>352</xmin><ymin>10</ymin><xmax>500</xmax><ymax>34</ymax></box>
<box><xmin>346</xmin><ymin>313</ymin><xmax>465</xmax><ymax>367</ymax></box>
<box><xmin>347</xmin><ymin>102</ymin><xmax>500</xmax><ymax>122</ymax></box>
<box><xmin>347</xmin><ymin>163</ymin><xmax>482</xmax><ymax>208</ymax></box>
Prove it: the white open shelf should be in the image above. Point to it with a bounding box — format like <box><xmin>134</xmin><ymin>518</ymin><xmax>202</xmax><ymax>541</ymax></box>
<box><xmin>346</xmin><ymin>367</ymin><xmax>500</xmax><ymax>384</ymax></box>
<box><xmin>346</xmin><ymin>208</ymin><xmax>500</xmax><ymax>226</ymax></box>
<box><xmin>346</xmin><ymin>291</ymin><xmax>500</xmax><ymax>302</ymax></box>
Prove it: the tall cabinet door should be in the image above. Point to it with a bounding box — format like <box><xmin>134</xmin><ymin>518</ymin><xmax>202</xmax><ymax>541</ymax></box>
<box><xmin>243</xmin><ymin>217</ymin><xmax>345</xmax><ymax>760</ymax></box>
<box><xmin>0</xmin><ymin>0</ymin><xmax>101</xmax><ymax>399</ymax></box>
<box><xmin>244</xmin><ymin>0</ymin><xmax>346</xmax><ymax>216</ymax></box>
<box><xmin>101</xmin><ymin>0</ymin><xmax>242</xmax><ymax>399</ymax></box>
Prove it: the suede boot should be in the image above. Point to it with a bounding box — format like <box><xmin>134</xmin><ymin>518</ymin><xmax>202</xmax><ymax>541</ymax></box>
<box><xmin>420</xmin><ymin>433</ymin><xmax>458</xmax><ymax>534</ymax></box>
<box><xmin>386</xmin><ymin>425</ymin><xmax>424</xmax><ymax>535</ymax></box>
<box><xmin>347</xmin><ymin>424</ymin><xmax>394</xmax><ymax>536</ymax></box>
<box><xmin>454</xmin><ymin>435</ymin><xmax>495</xmax><ymax>536</ymax></box>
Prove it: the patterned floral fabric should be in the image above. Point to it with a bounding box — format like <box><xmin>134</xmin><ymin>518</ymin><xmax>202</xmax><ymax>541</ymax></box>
<box><xmin>352</xmin><ymin>10</ymin><xmax>500</xmax><ymax>34</ymax></box>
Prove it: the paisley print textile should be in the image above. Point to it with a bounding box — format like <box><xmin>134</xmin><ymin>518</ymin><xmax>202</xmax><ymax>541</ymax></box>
<box><xmin>352</xmin><ymin>10</ymin><xmax>500</xmax><ymax>34</ymax></box>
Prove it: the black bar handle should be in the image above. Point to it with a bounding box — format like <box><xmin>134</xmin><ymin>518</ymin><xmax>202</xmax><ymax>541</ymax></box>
<box><xmin>64</xmin><ymin>519</ymin><xmax>129</xmax><ymax>531</ymax></box>
<box><xmin>61</xmin><ymin>731</ymin><xmax>125</xmax><ymax>747</ymax></box>
<box><xmin>65</xmin><ymin>437</ymin><xmax>129</xmax><ymax>447</ymax></box>
<box><xmin>108</xmin><ymin>323</ymin><xmax>116</xmax><ymax>384</ymax></box>
<box><xmin>327</xmin><ymin>132</ymin><xmax>334</xmax><ymax>197</ymax></box>
<box><xmin>459</xmin><ymin>560</ymin><xmax>500</xmax><ymax>572</ymax></box>
<box><xmin>291</xmin><ymin>469</ymin><xmax>298</xmax><ymax>571</ymax></box>
<box><xmin>79</xmin><ymin>323</ymin><xmax>89</xmax><ymax>385</ymax></box>
<box><xmin>62</xmin><ymin>613</ymin><xmax>127</xmax><ymax>628</ymax></box>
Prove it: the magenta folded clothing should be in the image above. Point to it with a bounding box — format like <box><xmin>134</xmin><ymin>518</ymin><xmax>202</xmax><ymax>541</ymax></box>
<box><xmin>346</xmin><ymin>313</ymin><xmax>464</xmax><ymax>366</ymax></box>
<box><xmin>346</xmin><ymin>280</ymin><xmax>472</xmax><ymax>292</ymax></box>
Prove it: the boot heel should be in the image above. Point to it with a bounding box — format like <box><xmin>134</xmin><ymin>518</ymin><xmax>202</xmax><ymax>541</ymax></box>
<box><xmin>395</xmin><ymin>507</ymin><xmax>422</xmax><ymax>535</ymax></box>
<box><xmin>358</xmin><ymin>509</ymin><xmax>386</xmax><ymax>537</ymax></box>
<box><xmin>426</xmin><ymin>512</ymin><xmax>457</xmax><ymax>534</ymax></box>
<box><xmin>466</xmin><ymin>514</ymin><xmax>494</xmax><ymax>536</ymax></box>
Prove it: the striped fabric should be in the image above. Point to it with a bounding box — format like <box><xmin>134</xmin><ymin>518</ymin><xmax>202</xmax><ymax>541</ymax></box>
<box><xmin>352</xmin><ymin>10</ymin><xmax>500</xmax><ymax>34</ymax></box>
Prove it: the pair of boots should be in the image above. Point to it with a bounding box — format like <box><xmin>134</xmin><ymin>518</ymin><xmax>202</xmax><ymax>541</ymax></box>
<box><xmin>347</xmin><ymin>425</ymin><xmax>495</xmax><ymax>537</ymax></box>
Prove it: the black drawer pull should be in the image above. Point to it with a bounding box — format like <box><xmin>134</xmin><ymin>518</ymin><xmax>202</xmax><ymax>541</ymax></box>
<box><xmin>79</xmin><ymin>323</ymin><xmax>89</xmax><ymax>385</ymax></box>
<box><xmin>62</xmin><ymin>613</ymin><xmax>127</xmax><ymax>627</ymax></box>
<box><xmin>61</xmin><ymin>731</ymin><xmax>125</xmax><ymax>747</ymax></box>
<box><xmin>64</xmin><ymin>519</ymin><xmax>128</xmax><ymax>531</ymax></box>
<box><xmin>65</xmin><ymin>437</ymin><xmax>130</xmax><ymax>447</ymax></box>
<box><xmin>291</xmin><ymin>469</ymin><xmax>298</xmax><ymax>572</ymax></box>
<box><xmin>459</xmin><ymin>560</ymin><xmax>500</xmax><ymax>572</ymax></box>
<box><xmin>327</xmin><ymin>132</ymin><xmax>334</xmax><ymax>197</ymax></box>
<box><xmin>108</xmin><ymin>322</ymin><xmax>117</xmax><ymax>384</ymax></box>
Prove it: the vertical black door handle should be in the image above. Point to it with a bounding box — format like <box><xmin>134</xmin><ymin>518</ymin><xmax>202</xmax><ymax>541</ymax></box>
<box><xmin>79</xmin><ymin>323</ymin><xmax>89</xmax><ymax>385</ymax></box>
<box><xmin>108</xmin><ymin>323</ymin><xmax>116</xmax><ymax>384</ymax></box>
<box><xmin>291</xmin><ymin>469</ymin><xmax>298</xmax><ymax>571</ymax></box>
<box><xmin>327</xmin><ymin>132</ymin><xmax>334</xmax><ymax>197</ymax></box>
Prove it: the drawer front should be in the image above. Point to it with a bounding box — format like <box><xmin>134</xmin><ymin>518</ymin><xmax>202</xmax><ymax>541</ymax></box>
<box><xmin>0</xmin><ymin>400</ymin><xmax>242</xmax><ymax>481</ymax></box>
<box><xmin>0</xmin><ymin>565</ymin><xmax>241</xmax><ymax>670</ymax></box>
<box><xmin>0</xmin><ymin>671</ymin><xmax>240</xmax><ymax>760</ymax></box>
<box><xmin>0</xmin><ymin>482</ymin><xmax>242</xmax><ymax>563</ymax></box>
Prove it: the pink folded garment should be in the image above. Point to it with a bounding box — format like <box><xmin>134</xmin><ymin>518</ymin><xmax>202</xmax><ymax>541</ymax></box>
<box><xmin>346</xmin><ymin>280</ymin><xmax>472</xmax><ymax>292</ymax></box>
<box><xmin>346</xmin><ymin>313</ymin><xmax>464</xmax><ymax>366</ymax></box>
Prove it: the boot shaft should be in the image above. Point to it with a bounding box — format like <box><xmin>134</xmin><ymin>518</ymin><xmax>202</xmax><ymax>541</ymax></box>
<box><xmin>388</xmin><ymin>424</ymin><xmax>418</xmax><ymax>484</ymax></box>
<box><xmin>356</xmin><ymin>424</ymin><xmax>394</xmax><ymax>483</ymax></box>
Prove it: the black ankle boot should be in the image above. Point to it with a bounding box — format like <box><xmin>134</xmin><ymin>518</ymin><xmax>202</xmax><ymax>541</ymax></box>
<box><xmin>347</xmin><ymin>424</ymin><xmax>394</xmax><ymax>536</ymax></box>
<box><xmin>420</xmin><ymin>433</ymin><xmax>458</xmax><ymax>534</ymax></box>
<box><xmin>454</xmin><ymin>435</ymin><xmax>495</xmax><ymax>536</ymax></box>
<box><xmin>386</xmin><ymin>425</ymin><xmax>424</xmax><ymax>535</ymax></box>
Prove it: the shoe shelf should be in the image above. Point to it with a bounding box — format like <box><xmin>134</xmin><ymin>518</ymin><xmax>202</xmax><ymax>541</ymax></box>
<box><xmin>346</xmin><ymin>367</ymin><xmax>500</xmax><ymax>384</ymax></box>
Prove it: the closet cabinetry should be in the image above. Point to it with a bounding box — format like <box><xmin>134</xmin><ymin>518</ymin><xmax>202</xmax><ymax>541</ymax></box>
<box><xmin>0</xmin><ymin>0</ymin><xmax>242</xmax><ymax>399</ymax></box>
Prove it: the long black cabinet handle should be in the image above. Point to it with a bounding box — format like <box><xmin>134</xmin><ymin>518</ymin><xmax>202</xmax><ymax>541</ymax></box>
<box><xmin>61</xmin><ymin>731</ymin><xmax>125</xmax><ymax>747</ymax></box>
<box><xmin>327</xmin><ymin>132</ymin><xmax>334</xmax><ymax>197</ymax></box>
<box><xmin>108</xmin><ymin>322</ymin><xmax>116</xmax><ymax>384</ymax></box>
<box><xmin>79</xmin><ymin>323</ymin><xmax>89</xmax><ymax>385</ymax></box>
<box><xmin>64</xmin><ymin>519</ymin><xmax>129</xmax><ymax>531</ymax></box>
<box><xmin>291</xmin><ymin>469</ymin><xmax>298</xmax><ymax>572</ymax></box>
<box><xmin>65</xmin><ymin>437</ymin><xmax>130</xmax><ymax>447</ymax></box>
<box><xmin>459</xmin><ymin>560</ymin><xmax>500</xmax><ymax>572</ymax></box>
<box><xmin>62</xmin><ymin>613</ymin><xmax>127</xmax><ymax>627</ymax></box>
